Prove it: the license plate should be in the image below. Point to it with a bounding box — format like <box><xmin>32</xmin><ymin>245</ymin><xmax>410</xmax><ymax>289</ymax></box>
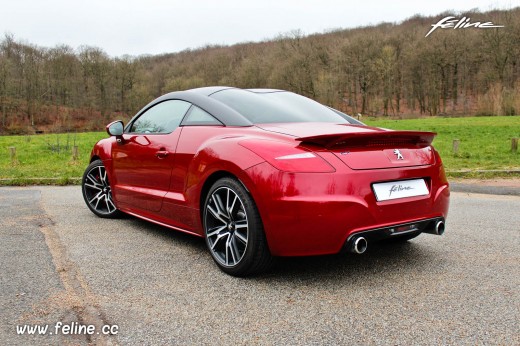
<box><xmin>372</xmin><ymin>179</ymin><xmax>429</xmax><ymax>201</ymax></box>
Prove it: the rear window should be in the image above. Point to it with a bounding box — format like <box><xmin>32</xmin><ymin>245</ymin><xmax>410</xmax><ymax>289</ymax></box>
<box><xmin>210</xmin><ymin>89</ymin><xmax>361</xmax><ymax>124</ymax></box>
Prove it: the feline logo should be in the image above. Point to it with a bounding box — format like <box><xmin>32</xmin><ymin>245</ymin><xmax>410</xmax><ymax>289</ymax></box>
<box><xmin>389</xmin><ymin>184</ymin><xmax>413</xmax><ymax>197</ymax></box>
<box><xmin>426</xmin><ymin>16</ymin><xmax>504</xmax><ymax>37</ymax></box>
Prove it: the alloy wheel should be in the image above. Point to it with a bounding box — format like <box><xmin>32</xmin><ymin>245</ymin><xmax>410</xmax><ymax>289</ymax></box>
<box><xmin>83</xmin><ymin>165</ymin><xmax>117</xmax><ymax>215</ymax></box>
<box><xmin>204</xmin><ymin>187</ymin><xmax>249</xmax><ymax>267</ymax></box>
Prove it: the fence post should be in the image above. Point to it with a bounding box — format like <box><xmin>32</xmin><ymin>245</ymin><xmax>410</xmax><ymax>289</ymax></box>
<box><xmin>72</xmin><ymin>146</ymin><xmax>79</xmax><ymax>160</ymax></box>
<box><xmin>9</xmin><ymin>147</ymin><xmax>16</xmax><ymax>164</ymax></box>
<box><xmin>512</xmin><ymin>138</ymin><xmax>519</xmax><ymax>153</ymax></box>
<box><xmin>452</xmin><ymin>139</ymin><xmax>460</xmax><ymax>154</ymax></box>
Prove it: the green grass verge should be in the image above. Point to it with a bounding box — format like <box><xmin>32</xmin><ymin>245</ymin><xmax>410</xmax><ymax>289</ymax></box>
<box><xmin>0</xmin><ymin>132</ymin><xmax>106</xmax><ymax>185</ymax></box>
<box><xmin>0</xmin><ymin>116</ymin><xmax>519</xmax><ymax>185</ymax></box>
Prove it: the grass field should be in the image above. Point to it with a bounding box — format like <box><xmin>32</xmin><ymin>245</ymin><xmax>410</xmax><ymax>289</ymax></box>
<box><xmin>0</xmin><ymin>116</ymin><xmax>519</xmax><ymax>184</ymax></box>
<box><xmin>0</xmin><ymin>132</ymin><xmax>105</xmax><ymax>184</ymax></box>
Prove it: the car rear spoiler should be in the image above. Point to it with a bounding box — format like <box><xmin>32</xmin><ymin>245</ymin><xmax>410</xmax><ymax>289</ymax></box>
<box><xmin>295</xmin><ymin>131</ymin><xmax>436</xmax><ymax>149</ymax></box>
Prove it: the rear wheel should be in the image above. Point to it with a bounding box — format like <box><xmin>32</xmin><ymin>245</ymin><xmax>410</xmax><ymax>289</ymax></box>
<box><xmin>82</xmin><ymin>160</ymin><xmax>122</xmax><ymax>218</ymax></box>
<box><xmin>203</xmin><ymin>177</ymin><xmax>273</xmax><ymax>276</ymax></box>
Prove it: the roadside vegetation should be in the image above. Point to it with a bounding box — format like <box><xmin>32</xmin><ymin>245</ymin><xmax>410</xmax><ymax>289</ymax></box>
<box><xmin>0</xmin><ymin>116</ymin><xmax>518</xmax><ymax>185</ymax></box>
<box><xmin>0</xmin><ymin>132</ymin><xmax>104</xmax><ymax>184</ymax></box>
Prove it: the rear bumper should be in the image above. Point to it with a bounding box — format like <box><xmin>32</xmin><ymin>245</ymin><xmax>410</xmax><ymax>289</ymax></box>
<box><xmin>342</xmin><ymin>217</ymin><xmax>445</xmax><ymax>253</ymax></box>
<box><xmin>244</xmin><ymin>157</ymin><xmax>450</xmax><ymax>257</ymax></box>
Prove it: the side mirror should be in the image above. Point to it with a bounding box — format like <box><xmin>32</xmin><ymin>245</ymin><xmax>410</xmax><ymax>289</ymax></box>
<box><xmin>106</xmin><ymin>120</ymin><xmax>124</xmax><ymax>137</ymax></box>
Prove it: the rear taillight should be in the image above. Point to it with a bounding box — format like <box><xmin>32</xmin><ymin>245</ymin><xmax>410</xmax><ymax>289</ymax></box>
<box><xmin>239</xmin><ymin>140</ymin><xmax>335</xmax><ymax>173</ymax></box>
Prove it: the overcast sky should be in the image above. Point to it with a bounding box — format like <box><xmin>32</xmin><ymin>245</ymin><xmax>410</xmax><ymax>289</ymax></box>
<box><xmin>0</xmin><ymin>0</ymin><xmax>515</xmax><ymax>57</ymax></box>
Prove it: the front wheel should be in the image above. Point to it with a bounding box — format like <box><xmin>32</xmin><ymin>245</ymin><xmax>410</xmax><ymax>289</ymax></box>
<box><xmin>203</xmin><ymin>177</ymin><xmax>273</xmax><ymax>276</ymax></box>
<box><xmin>82</xmin><ymin>160</ymin><xmax>122</xmax><ymax>218</ymax></box>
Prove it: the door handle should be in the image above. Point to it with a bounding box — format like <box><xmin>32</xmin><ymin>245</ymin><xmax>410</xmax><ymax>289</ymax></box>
<box><xmin>156</xmin><ymin>150</ymin><xmax>169</xmax><ymax>159</ymax></box>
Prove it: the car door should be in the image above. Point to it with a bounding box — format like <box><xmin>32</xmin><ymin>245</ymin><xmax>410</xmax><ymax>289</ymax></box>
<box><xmin>160</xmin><ymin>106</ymin><xmax>225</xmax><ymax>230</ymax></box>
<box><xmin>111</xmin><ymin>99</ymin><xmax>192</xmax><ymax>212</ymax></box>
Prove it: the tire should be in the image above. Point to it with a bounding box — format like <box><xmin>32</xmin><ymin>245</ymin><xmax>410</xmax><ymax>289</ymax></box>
<box><xmin>82</xmin><ymin>159</ymin><xmax>122</xmax><ymax>218</ymax></box>
<box><xmin>203</xmin><ymin>177</ymin><xmax>273</xmax><ymax>276</ymax></box>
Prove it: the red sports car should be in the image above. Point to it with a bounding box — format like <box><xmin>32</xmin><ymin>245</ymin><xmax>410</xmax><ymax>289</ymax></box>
<box><xmin>82</xmin><ymin>87</ymin><xmax>450</xmax><ymax>276</ymax></box>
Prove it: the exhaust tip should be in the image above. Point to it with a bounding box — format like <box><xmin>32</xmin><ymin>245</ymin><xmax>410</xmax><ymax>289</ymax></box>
<box><xmin>435</xmin><ymin>221</ymin><xmax>445</xmax><ymax>235</ymax></box>
<box><xmin>353</xmin><ymin>237</ymin><xmax>368</xmax><ymax>254</ymax></box>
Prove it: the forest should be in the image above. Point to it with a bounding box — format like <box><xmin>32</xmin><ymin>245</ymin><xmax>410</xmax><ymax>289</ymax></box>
<box><xmin>0</xmin><ymin>7</ymin><xmax>518</xmax><ymax>134</ymax></box>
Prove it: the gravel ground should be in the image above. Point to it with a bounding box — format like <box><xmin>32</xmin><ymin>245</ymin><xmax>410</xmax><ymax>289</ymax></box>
<box><xmin>1</xmin><ymin>186</ymin><xmax>519</xmax><ymax>345</ymax></box>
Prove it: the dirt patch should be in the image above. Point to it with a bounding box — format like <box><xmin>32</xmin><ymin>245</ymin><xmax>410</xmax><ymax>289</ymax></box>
<box><xmin>450</xmin><ymin>178</ymin><xmax>520</xmax><ymax>188</ymax></box>
<box><xmin>36</xmin><ymin>217</ymin><xmax>120</xmax><ymax>345</ymax></box>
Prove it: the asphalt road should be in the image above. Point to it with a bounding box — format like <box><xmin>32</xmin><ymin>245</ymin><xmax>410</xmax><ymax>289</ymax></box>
<box><xmin>1</xmin><ymin>186</ymin><xmax>519</xmax><ymax>345</ymax></box>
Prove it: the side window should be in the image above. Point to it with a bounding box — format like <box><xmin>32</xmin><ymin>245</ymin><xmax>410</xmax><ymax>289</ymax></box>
<box><xmin>182</xmin><ymin>106</ymin><xmax>222</xmax><ymax>126</ymax></box>
<box><xmin>130</xmin><ymin>100</ymin><xmax>191</xmax><ymax>134</ymax></box>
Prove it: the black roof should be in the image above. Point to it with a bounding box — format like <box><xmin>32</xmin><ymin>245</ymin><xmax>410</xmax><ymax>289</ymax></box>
<box><xmin>188</xmin><ymin>86</ymin><xmax>234</xmax><ymax>96</ymax></box>
<box><xmin>130</xmin><ymin>87</ymin><xmax>254</xmax><ymax>127</ymax></box>
<box><xmin>188</xmin><ymin>86</ymin><xmax>284</xmax><ymax>96</ymax></box>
